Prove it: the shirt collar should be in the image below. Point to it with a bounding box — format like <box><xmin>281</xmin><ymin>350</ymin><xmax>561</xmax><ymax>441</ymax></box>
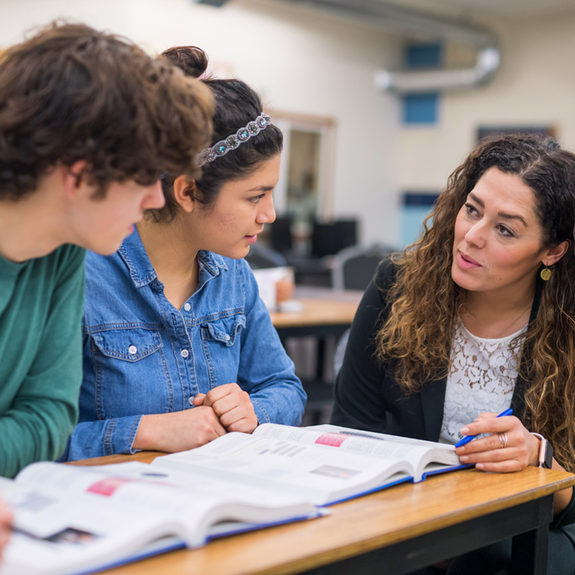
<box><xmin>118</xmin><ymin>228</ymin><xmax>228</xmax><ymax>289</ymax></box>
<box><xmin>197</xmin><ymin>250</ymin><xmax>228</xmax><ymax>277</ymax></box>
<box><xmin>118</xmin><ymin>229</ymin><xmax>157</xmax><ymax>288</ymax></box>
<box><xmin>195</xmin><ymin>250</ymin><xmax>228</xmax><ymax>293</ymax></box>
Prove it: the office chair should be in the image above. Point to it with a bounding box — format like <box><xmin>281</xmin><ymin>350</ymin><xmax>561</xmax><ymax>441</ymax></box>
<box><xmin>331</xmin><ymin>243</ymin><xmax>396</xmax><ymax>377</ymax></box>
<box><xmin>331</xmin><ymin>243</ymin><xmax>395</xmax><ymax>291</ymax></box>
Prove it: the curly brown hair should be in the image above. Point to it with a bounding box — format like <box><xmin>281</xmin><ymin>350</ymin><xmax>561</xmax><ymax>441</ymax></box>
<box><xmin>376</xmin><ymin>133</ymin><xmax>575</xmax><ymax>471</ymax></box>
<box><xmin>0</xmin><ymin>22</ymin><xmax>214</xmax><ymax>200</ymax></box>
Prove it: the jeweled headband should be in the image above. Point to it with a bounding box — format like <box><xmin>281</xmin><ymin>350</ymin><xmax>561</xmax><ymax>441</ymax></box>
<box><xmin>197</xmin><ymin>112</ymin><xmax>272</xmax><ymax>167</ymax></box>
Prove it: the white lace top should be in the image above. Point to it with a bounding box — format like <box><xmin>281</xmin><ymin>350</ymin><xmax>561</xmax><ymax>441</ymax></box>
<box><xmin>438</xmin><ymin>320</ymin><xmax>527</xmax><ymax>445</ymax></box>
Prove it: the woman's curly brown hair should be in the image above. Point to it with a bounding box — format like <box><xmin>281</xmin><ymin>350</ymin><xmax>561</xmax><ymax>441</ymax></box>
<box><xmin>0</xmin><ymin>22</ymin><xmax>214</xmax><ymax>199</ymax></box>
<box><xmin>376</xmin><ymin>133</ymin><xmax>575</xmax><ymax>472</ymax></box>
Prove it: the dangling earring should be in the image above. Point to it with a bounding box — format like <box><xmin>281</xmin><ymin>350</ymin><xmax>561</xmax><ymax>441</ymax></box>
<box><xmin>540</xmin><ymin>266</ymin><xmax>552</xmax><ymax>281</ymax></box>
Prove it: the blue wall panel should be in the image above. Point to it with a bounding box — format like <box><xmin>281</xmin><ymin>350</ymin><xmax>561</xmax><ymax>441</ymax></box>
<box><xmin>406</xmin><ymin>44</ymin><xmax>442</xmax><ymax>68</ymax></box>
<box><xmin>403</xmin><ymin>93</ymin><xmax>439</xmax><ymax>124</ymax></box>
<box><xmin>402</xmin><ymin>43</ymin><xmax>441</xmax><ymax>125</ymax></box>
<box><xmin>400</xmin><ymin>193</ymin><xmax>439</xmax><ymax>247</ymax></box>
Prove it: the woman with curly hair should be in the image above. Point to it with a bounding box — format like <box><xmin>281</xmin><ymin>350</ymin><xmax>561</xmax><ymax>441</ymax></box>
<box><xmin>332</xmin><ymin>133</ymin><xmax>575</xmax><ymax>574</ymax></box>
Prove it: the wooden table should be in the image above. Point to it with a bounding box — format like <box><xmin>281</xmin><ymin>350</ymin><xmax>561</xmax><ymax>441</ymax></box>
<box><xmin>72</xmin><ymin>453</ymin><xmax>575</xmax><ymax>575</ymax></box>
<box><xmin>269</xmin><ymin>287</ymin><xmax>362</xmax><ymax>339</ymax></box>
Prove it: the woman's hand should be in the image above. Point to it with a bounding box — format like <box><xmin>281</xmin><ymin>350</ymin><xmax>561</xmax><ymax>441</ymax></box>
<box><xmin>0</xmin><ymin>498</ymin><xmax>13</xmax><ymax>563</ymax></box>
<box><xmin>455</xmin><ymin>412</ymin><xmax>540</xmax><ymax>472</ymax></box>
<box><xmin>456</xmin><ymin>412</ymin><xmax>573</xmax><ymax>516</ymax></box>
<box><xmin>193</xmin><ymin>384</ymin><xmax>258</xmax><ymax>433</ymax></box>
<box><xmin>133</xmin><ymin>407</ymin><xmax>226</xmax><ymax>452</ymax></box>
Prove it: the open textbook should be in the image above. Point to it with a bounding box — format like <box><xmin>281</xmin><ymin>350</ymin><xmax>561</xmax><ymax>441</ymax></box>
<box><xmin>0</xmin><ymin>460</ymin><xmax>321</xmax><ymax>575</ymax></box>
<box><xmin>0</xmin><ymin>424</ymin><xmax>464</xmax><ymax>574</ymax></box>
<box><xmin>155</xmin><ymin>423</ymin><xmax>465</xmax><ymax>506</ymax></box>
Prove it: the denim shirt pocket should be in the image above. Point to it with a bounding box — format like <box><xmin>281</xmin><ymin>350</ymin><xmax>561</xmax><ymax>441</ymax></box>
<box><xmin>201</xmin><ymin>314</ymin><xmax>246</xmax><ymax>347</ymax></box>
<box><xmin>200</xmin><ymin>314</ymin><xmax>246</xmax><ymax>387</ymax></box>
<box><xmin>89</xmin><ymin>328</ymin><xmax>174</xmax><ymax>417</ymax></box>
<box><xmin>92</xmin><ymin>329</ymin><xmax>163</xmax><ymax>361</ymax></box>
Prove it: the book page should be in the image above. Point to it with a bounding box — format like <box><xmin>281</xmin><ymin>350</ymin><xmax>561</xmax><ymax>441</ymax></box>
<box><xmin>253</xmin><ymin>424</ymin><xmax>461</xmax><ymax>482</ymax></box>
<box><xmin>155</xmin><ymin>432</ymin><xmax>412</xmax><ymax>505</ymax></box>
<box><xmin>1</xmin><ymin>461</ymin><xmax>320</xmax><ymax>575</ymax></box>
<box><xmin>312</xmin><ymin>424</ymin><xmax>457</xmax><ymax>452</ymax></box>
<box><xmin>13</xmin><ymin>463</ymin><xmax>217</xmax><ymax>543</ymax></box>
<box><xmin>1</xmin><ymin>517</ymin><xmax>183</xmax><ymax>575</ymax></box>
<box><xmin>88</xmin><ymin>461</ymin><xmax>320</xmax><ymax>527</ymax></box>
<box><xmin>0</xmin><ymin>476</ymin><xmax>186</xmax><ymax>575</ymax></box>
<box><xmin>14</xmin><ymin>462</ymin><xmax>316</xmax><ymax>545</ymax></box>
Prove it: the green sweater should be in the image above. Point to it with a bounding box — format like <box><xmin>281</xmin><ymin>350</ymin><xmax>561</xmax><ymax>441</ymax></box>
<box><xmin>0</xmin><ymin>244</ymin><xmax>85</xmax><ymax>477</ymax></box>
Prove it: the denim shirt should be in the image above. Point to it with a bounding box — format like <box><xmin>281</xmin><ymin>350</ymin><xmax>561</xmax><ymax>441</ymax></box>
<box><xmin>61</xmin><ymin>230</ymin><xmax>306</xmax><ymax>461</ymax></box>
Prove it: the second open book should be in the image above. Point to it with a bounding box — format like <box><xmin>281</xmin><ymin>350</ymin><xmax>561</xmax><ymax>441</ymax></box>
<box><xmin>158</xmin><ymin>422</ymin><xmax>465</xmax><ymax>506</ymax></box>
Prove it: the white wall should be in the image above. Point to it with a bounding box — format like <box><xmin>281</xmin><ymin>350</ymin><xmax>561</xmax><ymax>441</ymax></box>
<box><xmin>0</xmin><ymin>0</ymin><xmax>403</xmax><ymax>247</ymax></box>
<box><xmin>5</xmin><ymin>1</ymin><xmax>572</xmax><ymax>248</ymax></box>
<box><xmin>397</xmin><ymin>9</ymin><xmax>575</xmax><ymax>194</ymax></box>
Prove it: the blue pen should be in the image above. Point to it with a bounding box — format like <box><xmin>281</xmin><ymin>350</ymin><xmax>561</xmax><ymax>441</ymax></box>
<box><xmin>455</xmin><ymin>408</ymin><xmax>513</xmax><ymax>448</ymax></box>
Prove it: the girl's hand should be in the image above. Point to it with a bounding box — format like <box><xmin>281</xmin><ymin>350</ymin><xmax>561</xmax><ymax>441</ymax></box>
<box><xmin>193</xmin><ymin>384</ymin><xmax>258</xmax><ymax>433</ymax></box>
<box><xmin>455</xmin><ymin>412</ymin><xmax>540</xmax><ymax>472</ymax></box>
<box><xmin>134</xmin><ymin>407</ymin><xmax>226</xmax><ymax>452</ymax></box>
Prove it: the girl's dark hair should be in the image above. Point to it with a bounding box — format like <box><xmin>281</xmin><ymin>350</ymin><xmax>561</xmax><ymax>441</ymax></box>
<box><xmin>376</xmin><ymin>133</ymin><xmax>575</xmax><ymax>471</ymax></box>
<box><xmin>151</xmin><ymin>46</ymin><xmax>283</xmax><ymax>222</ymax></box>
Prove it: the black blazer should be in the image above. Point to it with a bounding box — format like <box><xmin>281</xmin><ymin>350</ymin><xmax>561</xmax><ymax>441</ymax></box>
<box><xmin>331</xmin><ymin>257</ymin><xmax>537</xmax><ymax>441</ymax></box>
<box><xmin>331</xmin><ymin>256</ymin><xmax>575</xmax><ymax>531</ymax></box>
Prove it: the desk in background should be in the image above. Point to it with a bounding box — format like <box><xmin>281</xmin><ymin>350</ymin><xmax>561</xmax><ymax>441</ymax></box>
<box><xmin>71</xmin><ymin>452</ymin><xmax>575</xmax><ymax>575</ymax></box>
<box><xmin>270</xmin><ymin>287</ymin><xmax>362</xmax><ymax>339</ymax></box>
<box><xmin>269</xmin><ymin>287</ymin><xmax>362</xmax><ymax>424</ymax></box>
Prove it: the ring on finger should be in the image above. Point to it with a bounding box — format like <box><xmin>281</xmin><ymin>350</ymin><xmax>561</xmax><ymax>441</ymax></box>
<box><xmin>498</xmin><ymin>433</ymin><xmax>508</xmax><ymax>449</ymax></box>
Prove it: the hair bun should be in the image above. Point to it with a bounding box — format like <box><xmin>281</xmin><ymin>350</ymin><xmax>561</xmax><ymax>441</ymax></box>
<box><xmin>161</xmin><ymin>46</ymin><xmax>208</xmax><ymax>79</ymax></box>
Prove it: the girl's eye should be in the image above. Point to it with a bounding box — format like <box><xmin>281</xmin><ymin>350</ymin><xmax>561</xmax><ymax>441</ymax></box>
<box><xmin>249</xmin><ymin>194</ymin><xmax>266</xmax><ymax>204</ymax></box>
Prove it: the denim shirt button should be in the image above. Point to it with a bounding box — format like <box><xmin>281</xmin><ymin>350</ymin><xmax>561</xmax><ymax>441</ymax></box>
<box><xmin>224</xmin><ymin>334</ymin><xmax>230</xmax><ymax>341</ymax></box>
<box><xmin>188</xmin><ymin>396</ymin><xmax>194</xmax><ymax>406</ymax></box>
<box><xmin>128</xmin><ymin>345</ymin><xmax>138</xmax><ymax>355</ymax></box>
<box><xmin>184</xmin><ymin>303</ymin><xmax>191</xmax><ymax>312</ymax></box>
<box><xmin>181</xmin><ymin>349</ymin><xmax>189</xmax><ymax>358</ymax></box>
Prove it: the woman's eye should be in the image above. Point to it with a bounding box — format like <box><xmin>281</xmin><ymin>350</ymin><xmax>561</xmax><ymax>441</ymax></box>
<box><xmin>249</xmin><ymin>194</ymin><xmax>265</xmax><ymax>204</ymax></box>
<box><xmin>465</xmin><ymin>203</ymin><xmax>479</xmax><ymax>216</ymax></box>
<box><xmin>497</xmin><ymin>225</ymin><xmax>514</xmax><ymax>238</ymax></box>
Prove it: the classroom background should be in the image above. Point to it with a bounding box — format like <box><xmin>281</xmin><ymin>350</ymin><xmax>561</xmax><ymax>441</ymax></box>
<box><xmin>2</xmin><ymin>0</ymin><xmax>574</xmax><ymax>420</ymax></box>
<box><xmin>1</xmin><ymin>0</ymin><xmax>573</xmax><ymax>252</ymax></box>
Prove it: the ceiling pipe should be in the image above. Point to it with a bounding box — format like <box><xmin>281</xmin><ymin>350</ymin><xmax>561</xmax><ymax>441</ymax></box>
<box><xmin>375</xmin><ymin>46</ymin><xmax>500</xmax><ymax>93</ymax></box>
<box><xmin>281</xmin><ymin>0</ymin><xmax>500</xmax><ymax>94</ymax></box>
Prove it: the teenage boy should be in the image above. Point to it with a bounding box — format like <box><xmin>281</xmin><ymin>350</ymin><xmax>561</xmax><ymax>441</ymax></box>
<box><xmin>0</xmin><ymin>22</ymin><xmax>213</xmax><ymax>481</ymax></box>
